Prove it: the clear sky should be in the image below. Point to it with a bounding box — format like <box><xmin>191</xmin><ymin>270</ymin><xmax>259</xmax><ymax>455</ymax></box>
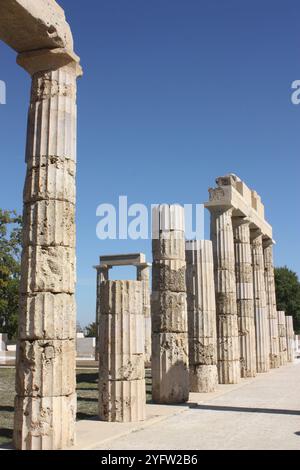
<box><xmin>0</xmin><ymin>0</ymin><xmax>299</xmax><ymax>327</ymax></box>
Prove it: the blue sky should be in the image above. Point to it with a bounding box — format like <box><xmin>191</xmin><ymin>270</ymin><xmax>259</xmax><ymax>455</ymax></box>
<box><xmin>0</xmin><ymin>0</ymin><xmax>299</xmax><ymax>326</ymax></box>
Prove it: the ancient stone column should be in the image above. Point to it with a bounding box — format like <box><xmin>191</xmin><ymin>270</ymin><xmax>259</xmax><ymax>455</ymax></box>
<box><xmin>151</xmin><ymin>205</ymin><xmax>189</xmax><ymax>403</ymax></box>
<box><xmin>285</xmin><ymin>316</ymin><xmax>295</xmax><ymax>363</ymax></box>
<box><xmin>186</xmin><ymin>240</ymin><xmax>218</xmax><ymax>392</ymax></box>
<box><xmin>278</xmin><ymin>311</ymin><xmax>288</xmax><ymax>366</ymax></box>
<box><xmin>208</xmin><ymin>207</ymin><xmax>240</xmax><ymax>384</ymax></box>
<box><xmin>99</xmin><ymin>281</ymin><xmax>146</xmax><ymax>422</ymax></box>
<box><xmin>95</xmin><ymin>265</ymin><xmax>111</xmax><ymax>362</ymax></box>
<box><xmin>233</xmin><ymin>218</ymin><xmax>256</xmax><ymax>378</ymax></box>
<box><xmin>263</xmin><ymin>241</ymin><xmax>280</xmax><ymax>368</ymax></box>
<box><xmin>251</xmin><ymin>230</ymin><xmax>270</xmax><ymax>373</ymax></box>
<box><xmin>137</xmin><ymin>263</ymin><xmax>152</xmax><ymax>365</ymax></box>
<box><xmin>13</xmin><ymin>49</ymin><xmax>82</xmax><ymax>450</ymax></box>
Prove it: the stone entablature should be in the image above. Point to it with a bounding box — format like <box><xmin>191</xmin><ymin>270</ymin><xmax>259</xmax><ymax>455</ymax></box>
<box><xmin>205</xmin><ymin>174</ymin><xmax>273</xmax><ymax>241</ymax></box>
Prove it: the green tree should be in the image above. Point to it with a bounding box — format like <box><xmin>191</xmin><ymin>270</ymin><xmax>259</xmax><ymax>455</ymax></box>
<box><xmin>85</xmin><ymin>322</ymin><xmax>97</xmax><ymax>337</ymax></box>
<box><xmin>275</xmin><ymin>267</ymin><xmax>300</xmax><ymax>334</ymax></box>
<box><xmin>0</xmin><ymin>209</ymin><xmax>22</xmax><ymax>339</ymax></box>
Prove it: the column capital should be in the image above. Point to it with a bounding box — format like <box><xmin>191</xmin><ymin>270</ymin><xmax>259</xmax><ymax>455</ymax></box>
<box><xmin>17</xmin><ymin>48</ymin><xmax>83</xmax><ymax>77</ymax></box>
<box><xmin>94</xmin><ymin>264</ymin><xmax>112</xmax><ymax>273</ymax></box>
<box><xmin>232</xmin><ymin>216</ymin><xmax>251</xmax><ymax>228</ymax></box>
<box><xmin>263</xmin><ymin>238</ymin><xmax>276</xmax><ymax>249</ymax></box>
<box><xmin>250</xmin><ymin>227</ymin><xmax>263</xmax><ymax>241</ymax></box>
<box><xmin>206</xmin><ymin>204</ymin><xmax>233</xmax><ymax>216</ymax></box>
<box><xmin>136</xmin><ymin>263</ymin><xmax>152</xmax><ymax>269</ymax></box>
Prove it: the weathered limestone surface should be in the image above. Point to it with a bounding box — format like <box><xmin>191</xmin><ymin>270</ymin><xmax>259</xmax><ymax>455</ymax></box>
<box><xmin>152</xmin><ymin>291</ymin><xmax>188</xmax><ymax>333</ymax></box>
<box><xmin>278</xmin><ymin>311</ymin><xmax>288</xmax><ymax>366</ymax></box>
<box><xmin>14</xmin><ymin>394</ymin><xmax>76</xmax><ymax>451</ymax></box>
<box><xmin>152</xmin><ymin>260</ymin><xmax>186</xmax><ymax>292</ymax></box>
<box><xmin>99</xmin><ymin>281</ymin><xmax>146</xmax><ymax>422</ymax></box>
<box><xmin>13</xmin><ymin>45</ymin><xmax>82</xmax><ymax>450</ymax></box>
<box><xmin>99</xmin><ymin>380</ymin><xmax>146</xmax><ymax>423</ymax></box>
<box><xmin>233</xmin><ymin>218</ymin><xmax>256</xmax><ymax>378</ymax></box>
<box><xmin>286</xmin><ymin>316</ymin><xmax>295</xmax><ymax>363</ymax></box>
<box><xmin>186</xmin><ymin>240</ymin><xmax>218</xmax><ymax>392</ymax></box>
<box><xmin>251</xmin><ymin>230</ymin><xmax>270</xmax><ymax>373</ymax></box>
<box><xmin>95</xmin><ymin>254</ymin><xmax>151</xmax><ymax>364</ymax></box>
<box><xmin>151</xmin><ymin>332</ymin><xmax>189</xmax><ymax>402</ymax></box>
<box><xmin>151</xmin><ymin>205</ymin><xmax>189</xmax><ymax>403</ymax></box>
<box><xmin>263</xmin><ymin>241</ymin><xmax>280</xmax><ymax>368</ymax></box>
<box><xmin>137</xmin><ymin>264</ymin><xmax>152</xmax><ymax>364</ymax></box>
<box><xmin>19</xmin><ymin>293</ymin><xmax>75</xmax><ymax>340</ymax></box>
<box><xmin>208</xmin><ymin>207</ymin><xmax>240</xmax><ymax>384</ymax></box>
<box><xmin>16</xmin><ymin>339</ymin><xmax>76</xmax><ymax>397</ymax></box>
<box><xmin>0</xmin><ymin>0</ymin><xmax>74</xmax><ymax>53</ymax></box>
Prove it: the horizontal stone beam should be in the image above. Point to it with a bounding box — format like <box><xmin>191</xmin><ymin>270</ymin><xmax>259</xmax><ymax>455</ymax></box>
<box><xmin>98</xmin><ymin>253</ymin><xmax>147</xmax><ymax>267</ymax></box>
<box><xmin>205</xmin><ymin>182</ymin><xmax>273</xmax><ymax>240</ymax></box>
<box><xmin>0</xmin><ymin>0</ymin><xmax>74</xmax><ymax>53</ymax></box>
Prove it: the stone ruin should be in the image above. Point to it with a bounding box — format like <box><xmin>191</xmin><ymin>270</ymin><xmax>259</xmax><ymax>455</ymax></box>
<box><xmin>0</xmin><ymin>0</ymin><xmax>82</xmax><ymax>450</ymax></box>
<box><xmin>94</xmin><ymin>187</ymin><xmax>296</xmax><ymax>416</ymax></box>
<box><xmin>205</xmin><ymin>174</ymin><xmax>280</xmax><ymax>382</ymax></box>
<box><xmin>0</xmin><ymin>0</ymin><xmax>296</xmax><ymax>451</ymax></box>
<box><xmin>94</xmin><ymin>253</ymin><xmax>151</xmax><ymax>365</ymax></box>
<box><xmin>98</xmin><ymin>280</ymin><xmax>146</xmax><ymax>422</ymax></box>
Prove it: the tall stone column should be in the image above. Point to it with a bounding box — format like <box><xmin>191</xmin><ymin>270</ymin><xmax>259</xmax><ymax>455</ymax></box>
<box><xmin>137</xmin><ymin>263</ymin><xmax>152</xmax><ymax>365</ymax></box>
<box><xmin>151</xmin><ymin>205</ymin><xmax>189</xmax><ymax>403</ymax></box>
<box><xmin>95</xmin><ymin>265</ymin><xmax>111</xmax><ymax>362</ymax></box>
<box><xmin>251</xmin><ymin>230</ymin><xmax>270</xmax><ymax>373</ymax></box>
<box><xmin>208</xmin><ymin>207</ymin><xmax>240</xmax><ymax>384</ymax></box>
<box><xmin>278</xmin><ymin>311</ymin><xmax>288</xmax><ymax>366</ymax></box>
<box><xmin>233</xmin><ymin>218</ymin><xmax>256</xmax><ymax>378</ymax></box>
<box><xmin>13</xmin><ymin>49</ymin><xmax>82</xmax><ymax>450</ymax></box>
<box><xmin>186</xmin><ymin>240</ymin><xmax>218</xmax><ymax>392</ymax></box>
<box><xmin>285</xmin><ymin>316</ymin><xmax>295</xmax><ymax>363</ymax></box>
<box><xmin>98</xmin><ymin>281</ymin><xmax>146</xmax><ymax>422</ymax></box>
<box><xmin>263</xmin><ymin>241</ymin><xmax>280</xmax><ymax>368</ymax></box>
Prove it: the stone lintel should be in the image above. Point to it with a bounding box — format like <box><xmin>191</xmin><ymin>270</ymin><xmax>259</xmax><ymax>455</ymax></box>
<box><xmin>99</xmin><ymin>253</ymin><xmax>147</xmax><ymax>267</ymax></box>
<box><xmin>0</xmin><ymin>0</ymin><xmax>74</xmax><ymax>53</ymax></box>
<box><xmin>205</xmin><ymin>180</ymin><xmax>273</xmax><ymax>240</ymax></box>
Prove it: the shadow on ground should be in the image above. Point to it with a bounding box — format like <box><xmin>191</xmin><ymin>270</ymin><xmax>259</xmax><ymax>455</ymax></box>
<box><xmin>190</xmin><ymin>404</ymin><xmax>300</xmax><ymax>416</ymax></box>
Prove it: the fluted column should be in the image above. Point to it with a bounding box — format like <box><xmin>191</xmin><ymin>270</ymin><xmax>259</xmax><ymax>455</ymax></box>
<box><xmin>95</xmin><ymin>265</ymin><xmax>111</xmax><ymax>362</ymax></box>
<box><xmin>186</xmin><ymin>240</ymin><xmax>218</xmax><ymax>392</ymax></box>
<box><xmin>251</xmin><ymin>230</ymin><xmax>270</xmax><ymax>373</ymax></box>
<box><xmin>14</xmin><ymin>49</ymin><xmax>82</xmax><ymax>450</ymax></box>
<box><xmin>99</xmin><ymin>281</ymin><xmax>146</xmax><ymax>422</ymax></box>
<box><xmin>137</xmin><ymin>264</ymin><xmax>152</xmax><ymax>365</ymax></box>
<box><xmin>263</xmin><ymin>241</ymin><xmax>280</xmax><ymax>368</ymax></box>
<box><xmin>233</xmin><ymin>218</ymin><xmax>256</xmax><ymax>378</ymax></box>
<box><xmin>151</xmin><ymin>205</ymin><xmax>189</xmax><ymax>403</ymax></box>
<box><xmin>278</xmin><ymin>311</ymin><xmax>288</xmax><ymax>365</ymax></box>
<box><xmin>208</xmin><ymin>207</ymin><xmax>240</xmax><ymax>384</ymax></box>
<box><xmin>285</xmin><ymin>316</ymin><xmax>295</xmax><ymax>363</ymax></box>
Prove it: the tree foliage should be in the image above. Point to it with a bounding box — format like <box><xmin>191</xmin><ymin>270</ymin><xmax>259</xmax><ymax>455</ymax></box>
<box><xmin>85</xmin><ymin>322</ymin><xmax>97</xmax><ymax>338</ymax></box>
<box><xmin>0</xmin><ymin>209</ymin><xmax>22</xmax><ymax>339</ymax></box>
<box><xmin>275</xmin><ymin>267</ymin><xmax>300</xmax><ymax>333</ymax></box>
